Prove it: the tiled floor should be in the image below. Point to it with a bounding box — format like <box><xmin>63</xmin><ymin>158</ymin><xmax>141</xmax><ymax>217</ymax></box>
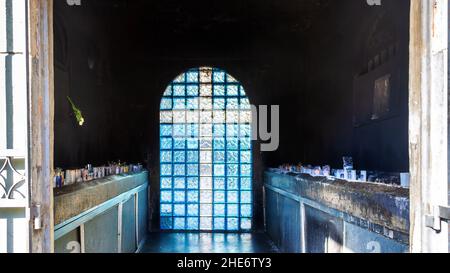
<box><xmin>140</xmin><ymin>232</ymin><xmax>279</xmax><ymax>253</ymax></box>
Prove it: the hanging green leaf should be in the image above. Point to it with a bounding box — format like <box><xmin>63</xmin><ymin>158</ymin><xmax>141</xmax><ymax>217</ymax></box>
<box><xmin>67</xmin><ymin>96</ymin><xmax>85</xmax><ymax>126</ymax></box>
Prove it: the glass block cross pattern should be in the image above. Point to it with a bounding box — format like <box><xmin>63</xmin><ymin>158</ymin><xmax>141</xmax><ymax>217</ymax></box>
<box><xmin>160</xmin><ymin>67</ymin><xmax>252</xmax><ymax>231</ymax></box>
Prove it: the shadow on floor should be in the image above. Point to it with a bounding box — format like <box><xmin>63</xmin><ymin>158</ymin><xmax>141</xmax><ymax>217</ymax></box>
<box><xmin>140</xmin><ymin>232</ymin><xmax>279</xmax><ymax>253</ymax></box>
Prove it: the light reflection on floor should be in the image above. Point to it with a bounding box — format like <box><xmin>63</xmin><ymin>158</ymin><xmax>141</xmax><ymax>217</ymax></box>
<box><xmin>141</xmin><ymin>233</ymin><xmax>279</xmax><ymax>253</ymax></box>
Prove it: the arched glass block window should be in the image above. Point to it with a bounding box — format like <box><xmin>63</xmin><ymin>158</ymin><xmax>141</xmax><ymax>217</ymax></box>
<box><xmin>160</xmin><ymin>67</ymin><xmax>252</xmax><ymax>231</ymax></box>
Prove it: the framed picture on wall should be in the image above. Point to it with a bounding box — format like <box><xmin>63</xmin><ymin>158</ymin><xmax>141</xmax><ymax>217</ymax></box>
<box><xmin>353</xmin><ymin>59</ymin><xmax>400</xmax><ymax>127</ymax></box>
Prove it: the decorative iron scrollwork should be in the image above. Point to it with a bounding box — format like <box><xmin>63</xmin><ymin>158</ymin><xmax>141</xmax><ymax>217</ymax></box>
<box><xmin>0</xmin><ymin>156</ymin><xmax>26</xmax><ymax>200</ymax></box>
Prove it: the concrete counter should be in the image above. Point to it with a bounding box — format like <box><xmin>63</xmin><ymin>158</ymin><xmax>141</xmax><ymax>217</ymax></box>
<box><xmin>264</xmin><ymin>169</ymin><xmax>409</xmax><ymax>253</ymax></box>
<box><xmin>54</xmin><ymin>172</ymin><xmax>149</xmax><ymax>253</ymax></box>
<box><xmin>54</xmin><ymin>171</ymin><xmax>148</xmax><ymax>225</ymax></box>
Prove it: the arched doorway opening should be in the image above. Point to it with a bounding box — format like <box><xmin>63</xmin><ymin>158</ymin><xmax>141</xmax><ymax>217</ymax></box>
<box><xmin>159</xmin><ymin>67</ymin><xmax>253</xmax><ymax>231</ymax></box>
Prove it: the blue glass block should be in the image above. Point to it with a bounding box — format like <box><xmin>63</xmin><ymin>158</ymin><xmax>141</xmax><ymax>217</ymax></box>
<box><xmin>161</xmin><ymin>138</ymin><xmax>172</xmax><ymax>149</ymax></box>
<box><xmin>227</xmin><ymin>85</ymin><xmax>239</xmax><ymax>96</ymax></box>
<box><xmin>240</xmin><ymin>98</ymin><xmax>251</xmax><ymax>109</ymax></box>
<box><xmin>161</xmin><ymin>164</ymin><xmax>172</xmax><ymax>176</ymax></box>
<box><xmin>160</xmin><ymin>125</ymin><xmax>172</xmax><ymax>137</ymax></box>
<box><xmin>187</xmin><ymin>191</ymin><xmax>199</xmax><ymax>204</ymax></box>
<box><xmin>173</xmin><ymin>98</ymin><xmax>186</xmax><ymax>110</ymax></box>
<box><xmin>173</xmin><ymin>124</ymin><xmax>185</xmax><ymax>137</ymax></box>
<box><xmin>200</xmin><ymin>217</ymin><xmax>212</xmax><ymax>230</ymax></box>
<box><xmin>161</xmin><ymin>191</ymin><xmax>172</xmax><ymax>203</ymax></box>
<box><xmin>187</xmin><ymin>151</ymin><xmax>199</xmax><ymax>164</ymax></box>
<box><xmin>227</xmin><ymin>74</ymin><xmax>238</xmax><ymax>83</ymax></box>
<box><xmin>174</xmin><ymin>73</ymin><xmax>185</xmax><ymax>83</ymax></box>
<box><xmin>174</xmin><ymin>164</ymin><xmax>185</xmax><ymax>176</ymax></box>
<box><xmin>226</xmin><ymin>125</ymin><xmax>239</xmax><ymax>138</ymax></box>
<box><xmin>214</xmin><ymin>191</ymin><xmax>226</xmax><ymax>203</ymax></box>
<box><xmin>174</xmin><ymin>217</ymin><xmax>186</xmax><ymax>230</ymax></box>
<box><xmin>160</xmin><ymin>204</ymin><xmax>172</xmax><ymax>216</ymax></box>
<box><xmin>187</xmin><ymin>71</ymin><xmax>199</xmax><ymax>83</ymax></box>
<box><xmin>226</xmin><ymin>138</ymin><xmax>239</xmax><ymax>150</ymax></box>
<box><xmin>239</xmin><ymin>86</ymin><xmax>247</xmax><ymax>96</ymax></box>
<box><xmin>213</xmin><ymin>151</ymin><xmax>225</xmax><ymax>163</ymax></box>
<box><xmin>227</xmin><ymin>191</ymin><xmax>239</xmax><ymax>203</ymax></box>
<box><xmin>240</xmin><ymin>177</ymin><xmax>252</xmax><ymax>190</ymax></box>
<box><xmin>214</xmin><ymin>217</ymin><xmax>225</xmax><ymax>230</ymax></box>
<box><xmin>227</xmin><ymin>177</ymin><xmax>239</xmax><ymax>190</ymax></box>
<box><xmin>187</xmin><ymin>151</ymin><xmax>199</xmax><ymax>162</ymax></box>
<box><xmin>213</xmin><ymin>164</ymin><xmax>225</xmax><ymax>176</ymax></box>
<box><xmin>187</xmin><ymin>85</ymin><xmax>199</xmax><ymax>96</ymax></box>
<box><xmin>200</xmin><ymin>204</ymin><xmax>213</xmax><ymax>216</ymax></box>
<box><xmin>173</xmin><ymin>151</ymin><xmax>185</xmax><ymax>163</ymax></box>
<box><xmin>200</xmin><ymin>177</ymin><xmax>212</xmax><ymax>189</ymax></box>
<box><xmin>200</xmin><ymin>139</ymin><xmax>212</xmax><ymax>149</ymax></box>
<box><xmin>241</xmin><ymin>191</ymin><xmax>252</xmax><ymax>204</ymax></box>
<box><xmin>227</xmin><ymin>98</ymin><xmax>239</xmax><ymax>109</ymax></box>
<box><xmin>227</xmin><ymin>218</ymin><xmax>239</xmax><ymax>231</ymax></box>
<box><xmin>186</xmin><ymin>97</ymin><xmax>199</xmax><ymax>109</ymax></box>
<box><xmin>241</xmin><ymin>218</ymin><xmax>252</xmax><ymax>230</ymax></box>
<box><xmin>213</xmin><ymin>71</ymin><xmax>226</xmax><ymax>82</ymax></box>
<box><xmin>160</xmin><ymin>217</ymin><xmax>173</xmax><ymax>230</ymax></box>
<box><xmin>174</xmin><ymin>204</ymin><xmax>186</xmax><ymax>216</ymax></box>
<box><xmin>213</xmin><ymin>98</ymin><xmax>225</xmax><ymax>110</ymax></box>
<box><xmin>174</xmin><ymin>191</ymin><xmax>186</xmax><ymax>203</ymax></box>
<box><xmin>200</xmin><ymin>164</ymin><xmax>212</xmax><ymax>176</ymax></box>
<box><xmin>187</xmin><ymin>164</ymin><xmax>199</xmax><ymax>176</ymax></box>
<box><xmin>186</xmin><ymin>124</ymin><xmax>199</xmax><ymax>137</ymax></box>
<box><xmin>213</xmin><ymin>178</ymin><xmax>226</xmax><ymax>190</ymax></box>
<box><xmin>240</xmin><ymin>124</ymin><xmax>251</xmax><ymax>137</ymax></box>
<box><xmin>160</xmin><ymin>98</ymin><xmax>172</xmax><ymax>110</ymax></box>
<box><xmin>227</xmin><ymin>151</ymin><xmax>239</xmax><ymax>163</ymax></box>
<box><xmin>241</xmin><ymin>204</ymin><xmax>252</xmax><ymax>217</ymax></box>
<box><xmin>213</xmin><ymin>85</ymin><xmax>225</xmax><ymax>96</ymax></box>
<box><xmin>214</xmin><ymin>204</ymin><xmax>226</xmax><ymax>217</ymax></box>
<box><xmin>200</xmin><ymin>177</ymin><xmax>212</xmax><ymax>190</ymax></box>
<box><xmin>173</xmin><ymin>85</ymin><xmax>185</xmax><ymax>96</ymax></box>
<box><xmin>200</xmin><ymin>191</ymin><xmax>213</xmax><ymax>203</ymax></box>
<box><xmin>187</xmin><ymin>217</ymin><xmax>199</xmax><ymax>230</ymax></box>
<box><xmin>187</xmin><ymin>204</ymin><xmax>199</xmax><ymax>216</ymax></box>
<box><xmin>163</xmin><ymin>85</ymin><xmax>172</xmax><ymax>97</ymax></box>
<box><xmin>187</xmin><ymin>177</ymin><xmax>199</xmax><ymax>189</ymax></box>
<box><xmin>240</xmin><ymin>151</ymin><xmax>251</xmax><ymax>163</ymax></box>
<box><xmin>187</xmin><ymin>138</ymin><xmax>199</xmax><ymax>149</ymax></box>
<box><xmin>240</xmin><ymin>138</ymin><xmax>251</xmax><ymax>150</ymax></box>
<box><xmin>174</xmin><ymin>177</ymin><xmax>186</xmax><ymax>189</ymax></box>
<box><xmin>174</xmin><ymin>138</ymin><xmax>186</xmax><ymax>149</ymax></box>
<box><xmin>160</xmin><ymin>151</ymin><xmax>172</xmax><ymax>163</ymax></box>
<box><xmin>200</xmin><ymin>124</ymin><xmax>212</xmax><ymax>137</ymax></box>
<box><xmin>227</xmin><ymin>204</ymin><xmax>239</xmax><ymax>217</ymax></box>
<box><xmin>240</xmin><ymin>164</ymin><xmax>252</xmax><ymax>177</ymax></box>
<box><xmin>161</xmin><ymin>177</ymin><xmax>172</xmax><ymax>189</ymax></box>
<box><xmin>227</xmin><ymin>164</ymin><xmax>239</xmax><ymax>177</ymax></box>
<box><xmin>213</xmin><ymin>138</ymin><xmax>225</xmax><ymax>150</ymax></box>
<box><xmin>213</xmin><ymin>124</ymin><xmax>225</xmax><ymax>137</ymax></box>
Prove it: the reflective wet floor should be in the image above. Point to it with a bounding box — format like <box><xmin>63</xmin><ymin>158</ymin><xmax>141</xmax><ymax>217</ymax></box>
<box><xmin>140</xmin><ymin>233</ymin><xmax>279</xmax><ymax>253</ymax></box>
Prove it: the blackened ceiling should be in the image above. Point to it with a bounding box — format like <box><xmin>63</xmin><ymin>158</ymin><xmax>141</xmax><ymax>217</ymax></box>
<box><xmin>89</xmin><ymin>0</ymin><xmax>331</xmax><ymax>34</ymax></box>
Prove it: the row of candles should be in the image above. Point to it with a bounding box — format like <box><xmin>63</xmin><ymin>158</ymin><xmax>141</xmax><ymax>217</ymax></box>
<box><xmin>53</xmin><ymin>162</ymin><xmax>144</xmax><ymax>188</ymax></box>
<box><xmin>279</xmin><ymin>157</ymin><xmax>368</xmax><ymax>182</ymax></box>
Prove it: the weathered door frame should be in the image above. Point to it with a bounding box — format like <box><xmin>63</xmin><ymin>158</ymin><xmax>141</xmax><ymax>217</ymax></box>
<box><xmin>0</xmin><ymin>0</ymin><xmax>53</xmax><ymax>253</ymax></box>
<box><xmin>28</xmin><ymin>0</ymin><xmax>54</xmax><ymax>253</ymax></box>
<box><xmin>409</xmin><ymin>0</ymin><xmax>449</xmax><ymax>253</ymax></box>
<box><xmin>7</xmin><ymin>0</ymin><xmax>447</xmax><ymax>253</ymax></box>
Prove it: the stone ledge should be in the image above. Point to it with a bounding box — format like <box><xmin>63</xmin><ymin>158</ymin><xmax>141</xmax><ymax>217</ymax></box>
<box><xmin>54</xmin><ymin>171</ymin><xmax>149</xmax><ymax>225</ymax></box>
<box><xmin>265</xmin><ymin>169</ymin><xmax>409</xmax><ymax>234</ymax></box>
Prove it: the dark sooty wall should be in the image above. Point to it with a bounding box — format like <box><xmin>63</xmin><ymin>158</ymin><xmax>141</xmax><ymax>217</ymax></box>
<box><xmin>53</xmin><ymin>0</ymin><xmax>410</xmax><ymax>230</ymax></box>
<box><xmin>297</xmin><ymin>0</ymin><xmax>410</xmax><ymax>173</ymax></box>
<box><xmin>53</xmin><ymin>1</ymin><xmax>125</xmax><ymax>169</ymax></box>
